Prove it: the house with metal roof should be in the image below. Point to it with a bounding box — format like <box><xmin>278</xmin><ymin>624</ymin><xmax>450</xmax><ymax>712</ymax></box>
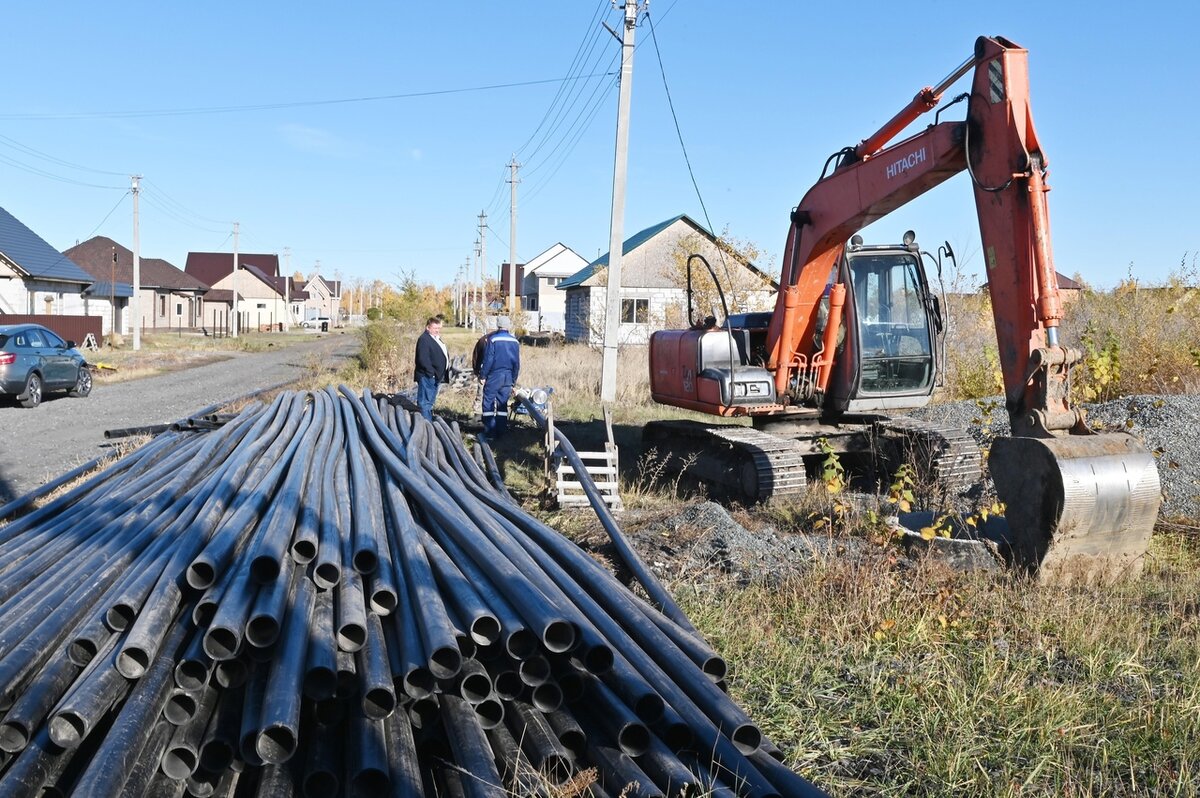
<box><xmin>66</xmin><ymin>237</ymin><xmax>210</xmax><ymax>334</ymax></box>
<box><xmin>0</xmin><ymin>206</ymin><xmax>96</xmax><ymax>319</ymax></box>
<box><xmin>185</xmin><ymin>252</ymin><xmax>301</xmax><ymax>331</ymax></box>
<box><xmin>557</xmin><ymin>214</ymin><xmax>774</xmax><ymax>345</ymax></box>
<box><xmin>300</xmin><ymin>274</ymin><xmax>342</xmax><ymax>325</ymax></box>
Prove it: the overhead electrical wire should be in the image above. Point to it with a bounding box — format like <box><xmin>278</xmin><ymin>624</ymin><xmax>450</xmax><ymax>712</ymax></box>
<box><xmin>0</xmin><ymin>133</ymin><xmax>129</xmax><ymax>177</ymax></box>
<box><xmin>0</xmin><ymin>74</ymin><xmax>617</xmax><ymax>121</ymax></box>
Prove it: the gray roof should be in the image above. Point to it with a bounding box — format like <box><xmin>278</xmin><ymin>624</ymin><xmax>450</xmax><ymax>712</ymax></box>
<box><xmin>0</xmin><ymin>206</ymin><xmax>95</xmax><ymax>284</ymax></box>
<box><xmin>83</xmin><ymin>281</ymin><xmax>135</xmax><ymax>299</ymax></box>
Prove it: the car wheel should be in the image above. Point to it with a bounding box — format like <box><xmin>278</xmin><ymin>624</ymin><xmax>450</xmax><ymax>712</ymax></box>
<box><xmin>70</xmin><ymin>366</ymin><xmax>93</xmax><ymax>398</ymax></box>
<box><xmin>20</xmin><ymin>372</ymin><xmax>43</xmax><ymax>409</ymax></box>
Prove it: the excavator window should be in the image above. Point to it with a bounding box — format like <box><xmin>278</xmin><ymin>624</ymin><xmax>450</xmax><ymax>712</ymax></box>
<box><xmin>847</xmin><ymin>253</ymin><xmax>934</xmax><ymax>394</ymax></box>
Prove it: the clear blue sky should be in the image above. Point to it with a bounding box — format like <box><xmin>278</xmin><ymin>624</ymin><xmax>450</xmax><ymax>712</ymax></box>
<box><xmin>3</xmin><ymin>2</ymin><xmax>1196</xmax><ymax>291</ymax></box>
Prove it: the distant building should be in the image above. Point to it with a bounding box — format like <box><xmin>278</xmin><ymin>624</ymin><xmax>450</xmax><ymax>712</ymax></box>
<box><xmin>558</xmin><ymin>214</ymin><xmax>774</xmax><ymax>346</ymax></box>
<box><xmin>66</xmin><ymin>236</ymin><xmax>209</xmax><ymax>333</ymax></box>
<box><xmin>519</xmin><ymin>244</ymin><xmax>588</xmax><ymax>333</ymax></box>
<box><xmin>185</xmin><ymin>252</ymin><xmax>289</xmax><ymax>331</ymax></box>
<box><xmin>0</xmin><ymin>205</ymin><xmax>95</xmax><ymax>321</ymax></box>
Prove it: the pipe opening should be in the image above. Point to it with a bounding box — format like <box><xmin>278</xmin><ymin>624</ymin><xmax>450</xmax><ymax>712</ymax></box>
<box><xmin>352</xmin><ymin>550</ymin><xmax>378</xmax><ymax>575</ymax></box>
<box><xmin>48</xmin><ymin>713</ymin><xmax>86</xmax><ymax>749</ymax></box>
<box><xmin>730</xmin><ymin>723</ymin><xmax>762</xmax><ymax>755</ymax></box>
<box><xmin>192</xmin><ymin>601</ymin><xmax>218</xmax><ymax>628</ymax></box>
<box><xmin>541</xmin><ymin>753</ymin><xmax>574</xmax><ymax>785</ymax></box>
<box><xmin>470</xmin><ymin>615</ymin><xmax>501</xmax><ymax>646</ymax></box>
<box><xmin>429</xmin><ymin>647</ymin><xmax>462</xmax><ymax>681</ymax></box>
<box><xmin>659</xmin><ymin>720</ymin><xmax>693</xmax><ymax>752</ymax></box>
<box><xmin>117</xmin><ymin>648</ymin><xmax>151</xmax><ymax>679</ymax></box>
<box><xmin>542</xmin><ymin>620</ymin><xmax>575</xmax><ymax>654</ymax></box>
<box><xmin>558</xmin><ymin>728</ymin><xmax>586</xmax><ymax>758</ymax></box>
<box><xmin>616</xmin><ymin>723</ymin><xmax>651</xmax><ymax>758</ymax></box>
<box><xmin>580</xmin><ymin>644</ymin><xmax>614</xmax><ymax>675</ymax></box>
<box><xmin>199</xmin><ymin>740</ymin><xmax>235</xmax><ymax>773</ymax></box>
<box><xmin>105</xmin><ymin>604</ymin><xmax>136</xmax><ymax>632</ymax></box>
<box><xmin>492</xmin><ymin>670</ymin><xmax>523</xmax><ymax>701</ymax></box>
<box><xmin>703</xmin><ymin>656</ymin><xmax>728</xmax><ymax>682</ymax></box>
<box><xmin>402</xmin><ymin>668</ymin><xmax>435</xmax><ymax>700</ymax></box>
<box><xmin>336</xmin><ymin>623</ymin><xmax>366</xmax><ymax>653</ymax></box>
<box><xmin>161</xmin><ymin>746</ymin><xmax>198</xmax><ymax>780</ymax></box>
<box><xmin>203</xmin><ymin>627</ymin><xmax>241</xmax><ymax>660</ymax></box>
<box><xmin>174</xmin><ymin>661</ymin><xmax>209</xmax><ymax>692</ymax></box>
<box><xmin>634</xmin><ymin>693</ymin><xmax>666</xmax><ymax>724</ymax></box>
<box><xmin>519</xmin><ymin>656</ymin><xmax>551</xmax><ymax>686</ymax></box>
<box><xmin>214</xmin><ymin>659</ymin><xmax>248</xmax><ymax>689</ymax></box>
<box><xmin>68</xmin><ymin>639</ymin><xmax>99</xmax><ymax>667</ymax></box>
<box><xmin>460</xmin><ymin>673</ymin><xmax>492</xmax><ymax>705</ymax></box>
<box><xmin>186</xmin><ymin>562</ymin><xmax>215</xmax><ymax>590</ymax></box>
<box><xmin>256</xmin><ymin>725</ymin><xmax>298</xmax><ymax>764</ymax></box>
<box><xmin>0</xmin><ymin>722</ymin><xmax>29</xmax><ymax>753</ymax></box>
<box><xmin>531</xmin><ymin>682</ymin><xmax>563</xmax><ymax>714</ymax></box>
<box><xmin>352</xmin><ymin>769</ymin><xmax>389</xmax><ymax>795</ymax></box>
<box><xmin>303</xmin><ymin>668</ymin><xmax>337</xmax><ymax>701</ymax></box>
<box><xmin>314</xmin><ymin>562</ymin><xmax>341</xmax><ymax>590</ymax></box>
<box><xmin>363</xmin><ymin>688</ymin><xmax>396</xmax><ymax>720</ymax></box>
<box><xmin>250</xmin><ymin>557</ymin><xmax>280</xmax><ymax>583</ymax></box>
<box><xmin>163</xmin><ymin>691</ymin><xmax>198</xmax><ymax>725</ymax></box>
<box><xmin>369</xmin><ymin>588</ymin><xmax>397</xmax><ymax>615</ymax></box>
<box><xmin>245</xmin><ymin>617</ymin><xmax>280</xmax><ymax>649</ymax></box>
<box><xmin>291</xmin><ymin>540</ymin><xmax>317</xmax><ymax>564</ymax></box>
<box><xmin>407</xmin><ymin>697</ymin><xmax>439</xmax><ymax>730</ymax></box>
<box><xmin>506</xmin><ymin>629</ymin><xmax>538</xmax><ymax>661</ymax></box>
<box><xmin>473</xmin><ymin>697</ymin><xmax>505</xmax><ymax>730</ymax></box>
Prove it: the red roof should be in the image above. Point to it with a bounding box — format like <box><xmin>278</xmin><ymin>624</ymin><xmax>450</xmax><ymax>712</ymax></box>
<box><xmin>65</xmin><ymin>236</ymin><xmax>208</xmax><ymax>291</ymax></box>
<box><xmin>185</xmin><ymin>252</ymin><xmax>280</xmax><ymax>286</ymax></box>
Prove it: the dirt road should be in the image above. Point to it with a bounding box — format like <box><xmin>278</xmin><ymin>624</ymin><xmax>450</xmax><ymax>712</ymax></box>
<box><xmin>0</xmin><ymin>333</ymin><xmax>360</xmax><ymax>502</ymax></box>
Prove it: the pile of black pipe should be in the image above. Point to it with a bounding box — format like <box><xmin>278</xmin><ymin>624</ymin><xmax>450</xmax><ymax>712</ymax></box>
<box><xmin>0</xmin><ymin>387</ymin><xmax>824</xmax><ymax>797</ymax></box>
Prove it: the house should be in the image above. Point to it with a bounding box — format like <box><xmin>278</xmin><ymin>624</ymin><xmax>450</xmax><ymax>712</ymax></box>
<box><xmin>519</xmin><ymin>244</ymin><xmax>588</xmax><ymax>333</ymax></box>
<box><xmin>558</xmin><ymin>214</ymin><xmax>775</xmax><ymax>346</ymax></box>
<box><xmin>65</xmin><ymin>237</ymin><xmax>210</xmax><ymax>333</ymax></box>
<box><xmin>185</xmin><ymin>252</ymin><xmax>290</xmax><ymax>331</ymax></box>
<box><xmin>300</xmin><ymin>274</ymin><xmax>342</xmax><ymax>324</ymax></box>
<box><xmin>0</xmin><ymin>206</ymin><xmax>96</xmax><ymax>320</ymax></box>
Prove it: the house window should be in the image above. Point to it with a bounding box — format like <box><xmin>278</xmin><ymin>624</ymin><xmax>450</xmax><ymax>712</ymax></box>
<box><xmin>546</xmin><ymin>277</ymin><xmax>559</xmax><ymax>286</ymax></box>
<box><xmin>257</xmin><ymin>303</ymin><xmax>267</xmax><ymax>310</ymax></box>
<box><xmin>176</xmin><ymin>303</ymin><xmax>183</xmax><ymax>316</ymax></box>
<box><xmin>159</xmin><ymin>295</ymin><xmax>166</xmax><ymax>315</ymax></box>
<box><xmin>621</xmin><ymin>298</ymin><xmax>649</xmax><ymax>324</ymax></box>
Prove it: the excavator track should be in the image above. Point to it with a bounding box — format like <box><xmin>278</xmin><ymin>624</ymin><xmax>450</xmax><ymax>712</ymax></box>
<box><xmin>875</xmin><ymin>416</ymin><xmax>983</xmax><ymax>493</ymax></box>
<box><xmin>642</xmin><ymin>421</ymin><xmax>807</xmax><ymax>503</ymax></box>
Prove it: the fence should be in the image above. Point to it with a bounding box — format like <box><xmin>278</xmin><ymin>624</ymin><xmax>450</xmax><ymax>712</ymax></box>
<box><xmin>0</xmin><ymin>314</ymin><xmax>103</xmax><ymax>347</ymax></box>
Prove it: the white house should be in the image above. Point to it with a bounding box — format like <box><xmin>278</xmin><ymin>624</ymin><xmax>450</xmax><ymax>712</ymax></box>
<box><xmin>0</xmin><ymin>206</ymin><xmax>95</xmax><ymax>318</ymax></box>
<box><xmin>520</xmin><ymin>243</ymin><xmax>588</xmax><ymax>333</ymax></box>
<box><xmin>558</xmin><ymin>214</ymin><xmax>775</xmax><ymax>346</ymax></box>
<box><xmin>301</xmin><ymin>274</ymin><xmax>342</xmax><ymax>324</ymax></box>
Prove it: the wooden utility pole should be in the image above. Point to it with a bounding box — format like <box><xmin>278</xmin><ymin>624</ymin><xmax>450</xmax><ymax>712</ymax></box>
<box><xmin>600</xmin><ymin>0</ymin><xmax>645</xmax><ymax>403</ymax></box>
<box><xmin>132</xmin><ymin>175</ymin><xmax>141</xmax><ymax>349</ymax></box>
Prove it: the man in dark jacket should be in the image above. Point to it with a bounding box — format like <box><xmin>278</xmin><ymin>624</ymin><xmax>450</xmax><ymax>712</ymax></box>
<box><xmin>413</xmin><ymin>316</ymin><xmax>448</xmax><ymax>421</ymax></box>
<box><xmin>479</xmin><ymin>316</ymin><xmax>520</xmax><ymax>440</ymax></box>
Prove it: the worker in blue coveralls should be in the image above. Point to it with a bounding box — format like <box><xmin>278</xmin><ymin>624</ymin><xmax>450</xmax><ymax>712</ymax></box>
<box><xmin>479</xmin><ymin>316</ymin><xmax>520</xmax><ymax>441</ymax></box>
<box><xmin>413</xmin><ymin>316</ymin><xmax>448</xmax><ymax>421</ymax></box>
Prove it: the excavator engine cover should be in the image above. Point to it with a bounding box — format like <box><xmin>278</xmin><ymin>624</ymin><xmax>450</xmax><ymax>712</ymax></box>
<box><xmin>988</xmin><ymin>433</ymin><xmax>1161</xmax><ymax>584</ymax></box>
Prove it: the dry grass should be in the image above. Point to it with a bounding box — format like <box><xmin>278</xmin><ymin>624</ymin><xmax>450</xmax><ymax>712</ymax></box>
<box><xmin>87</xmin><ymin>330</ymin><xmax>315</xmax><ymax>385</ymax></box>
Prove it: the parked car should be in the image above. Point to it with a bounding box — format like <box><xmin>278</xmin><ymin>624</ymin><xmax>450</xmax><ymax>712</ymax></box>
<box><xmin>300</xmin><ymin>316</ymin><xmax>332</xmax><ymax>330</ymax></box>
<box><xmin>0</xmin><ymin>323</ymin><xmax>92</xmax><ymax>408</ymax></box>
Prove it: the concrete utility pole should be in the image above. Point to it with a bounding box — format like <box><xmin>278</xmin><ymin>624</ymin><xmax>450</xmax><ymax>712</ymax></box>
<box><xmin>283</xmin><ymin>247</ymin><xmax>292</xmax><ymax>331</ymax></box>
<box><xmin>132</xmin><ymin>175</ymin><xmax>141</xmax><ymax>350</ymax></box>
<box><xmin>473</xmin><ymin>237</ymin><xmax>482</xmax><ymax>330</ymax></box>
<box><xmin>507</xmin><ymin>156</ymin><xmax>520</xmax><ymax>315</ymax></box>
<box><xmin>600</xmin><ymin>0</ymin><xmax>645</xmax><ymax>404</ymax></box>
<box><xmin>472</xmin><ymin>211</ymin><xmax>482</xmax><ymax>324</ymax></box>
<box><xmin>232</xmin><ymin>222</ymin><xmax>240</xmax><ymax>338</ymax></box>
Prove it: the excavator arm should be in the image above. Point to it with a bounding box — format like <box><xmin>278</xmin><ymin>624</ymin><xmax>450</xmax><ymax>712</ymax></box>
<box><xmin>765</xmin><ymin>36</ymin><xmax>1160</xmax><ymax>582</ymax></box>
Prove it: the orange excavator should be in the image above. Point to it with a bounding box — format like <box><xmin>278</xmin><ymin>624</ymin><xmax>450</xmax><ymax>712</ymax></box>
<box><xmin>645</xmin><ymin>36</ymin><xmax>1161</xmax><ymax>582</ymax></box>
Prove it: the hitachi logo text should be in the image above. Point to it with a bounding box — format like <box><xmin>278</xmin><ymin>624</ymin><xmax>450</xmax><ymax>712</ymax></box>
<box><xmin>886</xmin><ymin>147</ymin><xmax>926</xmax><ymax>179</ymax></box>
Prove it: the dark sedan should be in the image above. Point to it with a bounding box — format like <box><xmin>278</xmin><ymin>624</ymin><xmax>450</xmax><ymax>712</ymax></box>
<box><xmin>0</xmin><ymin>323</ymin><xmax>92</xmax><ymax>408</ymax></box>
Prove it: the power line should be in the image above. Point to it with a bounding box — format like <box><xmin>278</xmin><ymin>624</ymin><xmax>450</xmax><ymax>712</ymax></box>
<box><xmin>0</xmin><ymin>73</ymin><xmax>617</xmax><ymax>121</ymax></box>
<box><xmin>0</xmin><ymin>133</ymin><xmax>128</xmax><ymax>176</ymax></box>
<box><xmin>0</xmin><ymin>150</ymin><xmax>126</xmax><ymax>190</ymax></box>
<box><xmin>139</xmin><ymin>192</ymin><xmax>228</xmax><ymax>235</ymax></box>
<box><xmin>142</xmin><ymin>180</ymin><xmax>230</xmax><ymax>226</ymax></box>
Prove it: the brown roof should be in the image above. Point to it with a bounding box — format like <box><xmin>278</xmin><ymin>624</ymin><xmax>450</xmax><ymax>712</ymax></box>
<box><xmin>202</xmin><ymin>289</ymin><xmax>242</xmax><ymax>304</ymax></box>
<box><xmin>185</xmin><ymin>252</ymin><xmax>280</xmax><ymax>286</ymax></box>
<box><xmin>1056</xmin><ymin>272</ymin><xmax>1083</xmax><ymax>291</ymax></box>
<box><xmin>65</xmin><ymin>236</ymin><xmax>208</xmax><ymax>291</ymax></box>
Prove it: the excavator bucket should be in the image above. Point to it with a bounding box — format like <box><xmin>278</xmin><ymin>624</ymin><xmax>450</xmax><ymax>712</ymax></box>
<box><xmin>988</xmin><ymin>433</ymin><xmax>1161</xmax><ymax>585</ymax></box>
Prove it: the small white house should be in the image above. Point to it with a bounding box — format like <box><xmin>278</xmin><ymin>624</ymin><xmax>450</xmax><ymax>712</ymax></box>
<box><xmin>0</xmin><ymin>206</ymin><xmax>95</xmax><ymax>318</ymax></box>
<box><xmin>520</xmin><ymin>243</ymin><xmax>588</xmax><ymax>333</ymax></box>
<box><xmin>558</xmin><ymin>214</ymin><xmax>775</xmax><ymax>346</ymax></box>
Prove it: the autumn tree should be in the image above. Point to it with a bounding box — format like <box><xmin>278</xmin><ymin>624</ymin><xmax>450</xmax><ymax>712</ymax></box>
<box><xmin>666</xmin><ymin>228</ymin><xmax>776</xmax><ymax>327</ymax></box>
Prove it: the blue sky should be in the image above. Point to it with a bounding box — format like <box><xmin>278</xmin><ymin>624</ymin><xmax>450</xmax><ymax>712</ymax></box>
<box><xmin>2</xmin><ymin>2</ymin><xmax>1196</xmax><ymax>291</ymax></box>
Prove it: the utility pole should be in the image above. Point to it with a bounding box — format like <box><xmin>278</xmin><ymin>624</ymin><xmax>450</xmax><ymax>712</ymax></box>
<box><xmin>232</xmin><ymin>222</ymin><xmax>240</xmax><ymax>338</ymax></box>
<box><xmin>473</xmin><ymin>237</ymin><xmax>482</xmax><ymax>330</ymax></box>
<box><xmin>132</xmin><ymin>175</ymin><xmax>141</xmax><ymax>350</ymax></box>
<box><xmin>110</xmin><ymin>247</ymin><xmax>117</xmax><ymax>340</ymax></box>
<box><xmin>472</xmin><ymin>211</ymin><xmax>482</xmax><ymax>324</ymax></box>
<box><xmin>507</xmin><ymin>157</ymin><xmax>520</xmax><ymax>315</ymax></box>
<box><xmin>283</xmin><ymin>246</ymin><xmax>292</xmax><ymax>331</ymax></box>
<box><xmin>600</xmin><ymin>0</ymin><xmax>645</xmax><ymax>404</ymax></box>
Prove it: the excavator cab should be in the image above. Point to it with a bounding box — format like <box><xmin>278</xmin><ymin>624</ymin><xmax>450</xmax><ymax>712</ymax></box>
<box><xmin>827</xmin><ymin>235</ymin><xmax>941</xmax><ymax>411</ymax></box>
